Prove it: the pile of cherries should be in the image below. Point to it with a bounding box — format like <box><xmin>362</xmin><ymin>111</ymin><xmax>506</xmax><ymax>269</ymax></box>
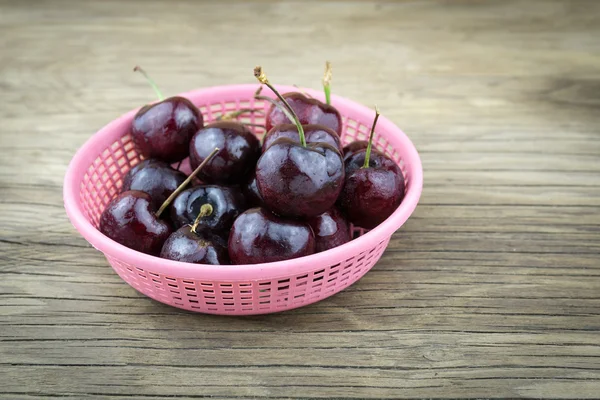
<box><xmin>99</xmin><ymin>65</ymin><xmax>405</xmax><ymax>265</ymax></box>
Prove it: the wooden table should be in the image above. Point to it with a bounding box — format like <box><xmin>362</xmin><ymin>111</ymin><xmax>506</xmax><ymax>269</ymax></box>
<box><xmin>1</xmin><ymin>1</ymin><xmax>599</xmax><ymax>398</ymax></box>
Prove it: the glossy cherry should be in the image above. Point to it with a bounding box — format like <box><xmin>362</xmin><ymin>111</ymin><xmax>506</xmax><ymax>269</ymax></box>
<box><xmin>99</xmin><ymin>190</ymin><xmax>172</xmax><ymax>256</ymax></box>
<box><xmin>343</xmin><ymin>140</ymin><xmax>369</xmax><ymax>162</ymax></box>
<box><xmin>264</xmin><ymin>92</ymin><xmax>342</xmax><ymax>135</ymax></box>
<box><xmin>228</xmin><ymin>207</ymin><xmax>315</xmax><ymax>264</ymax></box>
<box><xmin>262</xmin><ymin>123</ymin><xmax>343</xmax><ymax>154</ymax></box>
<box><xmin>241</xmin><ymin>170</ymin><xmax>264</xmax><ymax>208</ymax></box>
<box><xmin>121</xmin><ymin>159</ymin><xmax>187</xmax><ymax>208</ymax></box>
<box><xmin>170</xmin><ymin>185</ymin><xmax>246</xmax><ymax>232</ymax></box>
<box><xmin>131</xmin><ymin>66</ymin><xmax>203</xmax><ymax>163</ymax></box>
<box><xmin>338</xmin><ymin>108</ymin><xmax>405</xmax><ymax>229</ymax></box>
<box><xmin>254</xmin><ymin>67</ymin><xmax>345</xmax><ymax>218</ymax></box>
<box><xmin>256</xmin><ymin>138</ymin><xmax>344</xmax><ymax>218</ymax></box>
<box><xmin>99</xmin><ymin>148</ymin><xmax>220</xmax><ymax>256</ymax></box>
<box><xmin>307</xmin><ymin>207</ymin><xmax>351</xmax><ymax>253</ymax></box>
<box><xmin>189</xmin><ymin>121</ymin><xmax>260</xmax><ymax>184</ymax></box>
<box><xmin>160</xmin><ymin>225</ymin><xmax>229</xmax><ymax>265</ymax></box>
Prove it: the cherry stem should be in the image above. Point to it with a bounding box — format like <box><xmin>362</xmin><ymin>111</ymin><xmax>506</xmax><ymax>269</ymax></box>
<box><xmin>155</xmin><ymin>147</ymin><xmax>220</xmax><ymax>218</ymax></box>
<box><xmin>243</xmin><ymin>123</ymin><xmax>268</xmax><ymax>128</ymax></box>
<box><xmin>362</xmin><ymin>106</ymin><xmax>381</xmax><ymax>169</ymax></box>
<box><xmin>190</xmin><ymin>203</ymin><xmax>214</xmax><ymax>234</ymax></box>
<box><xmin>133</xmin><ymin>65</ymin><xmax>164</xmax><ymax>101</ymax></box>
<box><xmin>322</xmin><ymin>61</ymin><xmax>332</xmax><ymax>105</ymax></box>
<box><xmin>254</xmin><ymin>95</ymin><xmax>297</xmax><ymax>128</ymax></box>
<box><xmin>217</xmin><ymin>108</ymin><xmax>264</xmax><ymax>121</ymax></box>
<box><xmin>254</xmin><ymin>66</ymin><xmax>306</xmax><ymax>147</ymax></box>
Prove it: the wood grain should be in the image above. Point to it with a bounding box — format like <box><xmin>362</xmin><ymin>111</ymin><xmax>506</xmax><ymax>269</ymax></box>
<box><xmin>1</xmin><ymin>0</ymin><xmax>600</xmax><ymax>398</ymax></box>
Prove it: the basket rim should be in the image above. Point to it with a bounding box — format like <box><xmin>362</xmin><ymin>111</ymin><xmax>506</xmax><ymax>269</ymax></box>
<box><xmin>63</xmin><ymin>84</ymin><xmax>423</xmax><ymax>281</ymax></box>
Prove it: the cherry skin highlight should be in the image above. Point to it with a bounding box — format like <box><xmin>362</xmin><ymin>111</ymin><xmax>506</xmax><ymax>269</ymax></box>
<box><xmin>265</xmin><ymin>92</ymin><xmax>342</xmax><ymax>135</ymax></box>
<box><xmin>189</xmin><ymin>121</ymin><xmax>260</xmax><ymax>184</ymax></box>
<box><xmin>262</xmin><ymin>123</ymin><xmax>343</xmax><ymax>154</ymax></box>
<box><xmin>241</xmin><ymin>170</ymin><xmax>264</xmax><ymax>208</ymax></box>
<box><xmin>121</xmin><ymin>159</ymin><xmax>187</xmax><ymax>208</ymax></box>
<box><xmin>342</xmin><ymin>140</ymin><xmax>369</xmax><ymax>162</ymax></box>
<box><xmin>131</xmin><ymin>97</ymin><xmax>203</xmax><ymax>163</ymax></box>
<box><xmin>255</xmin><ymin>138</ymin><xmax>345</xmax><ymax>218</ymax></box>
<box><xmin>307</xmin><ymin>207</ymin><xmax>351</xmax><ymax>253</ymax></box>
<box><xmin>228</xmin><ymin>207</ymin><xmax>315</xmax><ymax>264</ymax></box>
<box><xmin>338</xmin><ymin>149</ymin><xmax>405</xmax><ymax>229</ymax></box>
<box><xmin>99</xmin><ymin>190</ymin><xmax>172</xmax><ymax>256</ymax></box>
<box><xmin>160</xmin><ymin>226</ymin><xmax>229</xmax><ymax>265</ymax></box>
<box><xmin>169</xmin><ymin>185</ymin><xmax>246</xmax><ymax>233</ymax></box>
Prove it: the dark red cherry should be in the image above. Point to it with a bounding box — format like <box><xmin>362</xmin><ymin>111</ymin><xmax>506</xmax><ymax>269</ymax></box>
<box><xmin>99</xmin><ymin>190</ymin><xmax>172</xmax><ymax>255</ymax></box>
<box><xmin>338</xmin><ymin>107</ymin><xmax>405</xmax><ymax>229</ymax></box>
<box><xmin>160</xmin><ymin>225</ymin><xmax>229</xmax><ymax>265</ymax></box>
<box><xmin>228</xmin><ymin>207</ymin><xmax>315</xmax><ymax>264</ymax></box>
<box><xmin>253</xmin><ymin>66</ymin><xmax>344</xmax><ymax>218</ymax></box>
<box><xmin>343</xmin><ymin>140</ymin><xmax>369</xmax><ymax>162</ymax></box>
<box><xmin>130</xmin><ymin>66</ymin><xmax>203</xmax><ymax>163</ymax></box>
<box><xmin>241</xmin><ymin>170</ymin><xmax>264</xmax><ymax>208</ymax></box>
<box><xmin>307</xmin><ymin>207</ymin><xmax>351</xmax><ymax>253</ymax></box>
<box><xmin>189</xmin><ymin>121</ymin><xmax>260</xmax><ymax>184</ymax></box>
<box><xmin>338</xmin><ymin>151</ymin><xmax>405</xmax><ymax>229</ymax></box>
<box><xmin>265</xmin><ymin>92</ymin><xmax>342</xmax><ymax>135</ymax></box>
<box><xmin>169</xmin><ymin>185</ymin><xmax>246</xmax><ymax>232</ymax></box>
<box><xmin>262</xmin><ymin>124</ymin><xmax>343</xmax><ymax>154</ymax></box>
<box><xmin>256</xmin><ymin>138</ymin><xmax>344</xmax><ymax>218</ymax></box>
<box><xmin>121</xmin><ymin>159</ymin><xmax>187</xmax><ymax>208</ymax></box>
<box><xmin>131</xmin><ymin>97</ymin><xmax>202</xmax><ymax>163</ymax></box>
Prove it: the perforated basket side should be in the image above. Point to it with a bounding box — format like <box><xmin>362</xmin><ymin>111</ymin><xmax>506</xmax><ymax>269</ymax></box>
<box><xmin>107</xmin><ymin>237</ymin><xmax>389</xmax><ymax>315</ymax></box>
<box><xmin>64</xmin><ymin>84</ymin><xmax>423</xmax><ymax>315</ymax></box>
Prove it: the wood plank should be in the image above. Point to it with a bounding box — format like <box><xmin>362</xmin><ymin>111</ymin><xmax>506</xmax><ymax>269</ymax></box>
<box><xmin>1</xmin><ymin>0</ymin><xmax>599</xmax><ymax>398</ymax></box>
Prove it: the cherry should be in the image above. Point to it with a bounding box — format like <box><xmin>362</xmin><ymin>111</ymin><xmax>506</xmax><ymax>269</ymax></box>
<box><xmin>131</xmin><ymin>66</ymin><xmax>203</xmax><ymax>163</ymax></box>
<box><xmin>256</xmin><ymin>138</ymin><xmax>344</xmax><ymax>218</ymax></box>
<box><xmin>99</xmin><ymin>190</ymin><xmax>172</xmax><ymax>256</ymax></box>
<box><xmin>121</xmin><ymin>159</ymin><xmax>187</xmax><ymax>208</ymax></box>
<box><xmin>189</xmin><ymin>121</ymin><xmax>260</xmax><ymax>184</ymax></box>
<box><xmin>254</xmin><ymin>67</ymin><xmax>345</xmax><ymax>218</ymax></box>
<box><xmin>99</xmin><ymin>148</ymin><xmax>220</xmax><ymax>255</ymax></box>
<box><xmin>307</xmin><ymin>207</ymin><xmax>351</xmax><ymax>253</ymax></box>
<box><xmin>262</xmin><ymin>123</ymin><xmax>343</xmax><ymax>154</ymax></box>
<box><xmin>241</xmin><ymin>170</ymin><xmax>264</xmax><ymax>208</ymax></box>
<box><xmin>342</xmin><ymin>140</ymin><xmax>369</xmax><ymax>162</ymax></box>
<box><xmin>228</xmin><ymin>207</ymin><xmax>315</xmax><ymax>264</ymax></box>
<box><xmin>169</xmin><ymin>185</ymin><xmax>246</xmax><ymax>233</ymax></box>
<box><xmin>160</xmin><ymin>222</ymin><xmax>229</xmax><ymax>265</ymax></box>
<box><xmin>260</xmin><ymin>61</ymin><xmax>341</xmax><ymax>134</ymax></box>
<box><xmin>263</xmin><ymin>92</ymin><xmax>342</xmax><ymax>135</ymax></box>
<box><xmin>338</xmin><ymin>108</ymin><xmax>405</xmax><ymax>229</ymax></box>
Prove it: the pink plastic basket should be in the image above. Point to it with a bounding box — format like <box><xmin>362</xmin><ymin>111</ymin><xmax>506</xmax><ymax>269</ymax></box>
<box><xmin>63</xmin><ymin>84</ymin><xmax>423</xmax><ymax>315</ymax></box>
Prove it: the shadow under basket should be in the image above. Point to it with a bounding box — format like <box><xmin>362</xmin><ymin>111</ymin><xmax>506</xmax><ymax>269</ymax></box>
<box><xmin>63</xmin><ymin>84</ymin><xmax>423</xmax><ymax>315</ymax></box>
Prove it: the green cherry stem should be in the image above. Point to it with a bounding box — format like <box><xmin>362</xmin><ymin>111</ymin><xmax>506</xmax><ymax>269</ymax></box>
<box><xmin>322</xmin><ymin>61</ymin><xmax>332</xmax><ymax>105</ymax></box>
<box><xmin>254</xmin><ymin>66</ymin><xmax>306</xmax><ymax>147</ymax></box>
<box><xmin>155</xmin><ymin>147</ymin><xmax>220</xmax><ymax>218</ymax></box>
<box><xmin>133</xmin><ymin>65</ymin><xmax>164</xmax><ymax>101</ymax></box>
<box><xmin>362</xmin><ymin>106</ymin><xmax>381</xmax><ymax>169</ymax></box>
<box><xmin>190</xmin><ymin>203</ymin><xmax>214</xmax><ymax>234</ymax></box>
